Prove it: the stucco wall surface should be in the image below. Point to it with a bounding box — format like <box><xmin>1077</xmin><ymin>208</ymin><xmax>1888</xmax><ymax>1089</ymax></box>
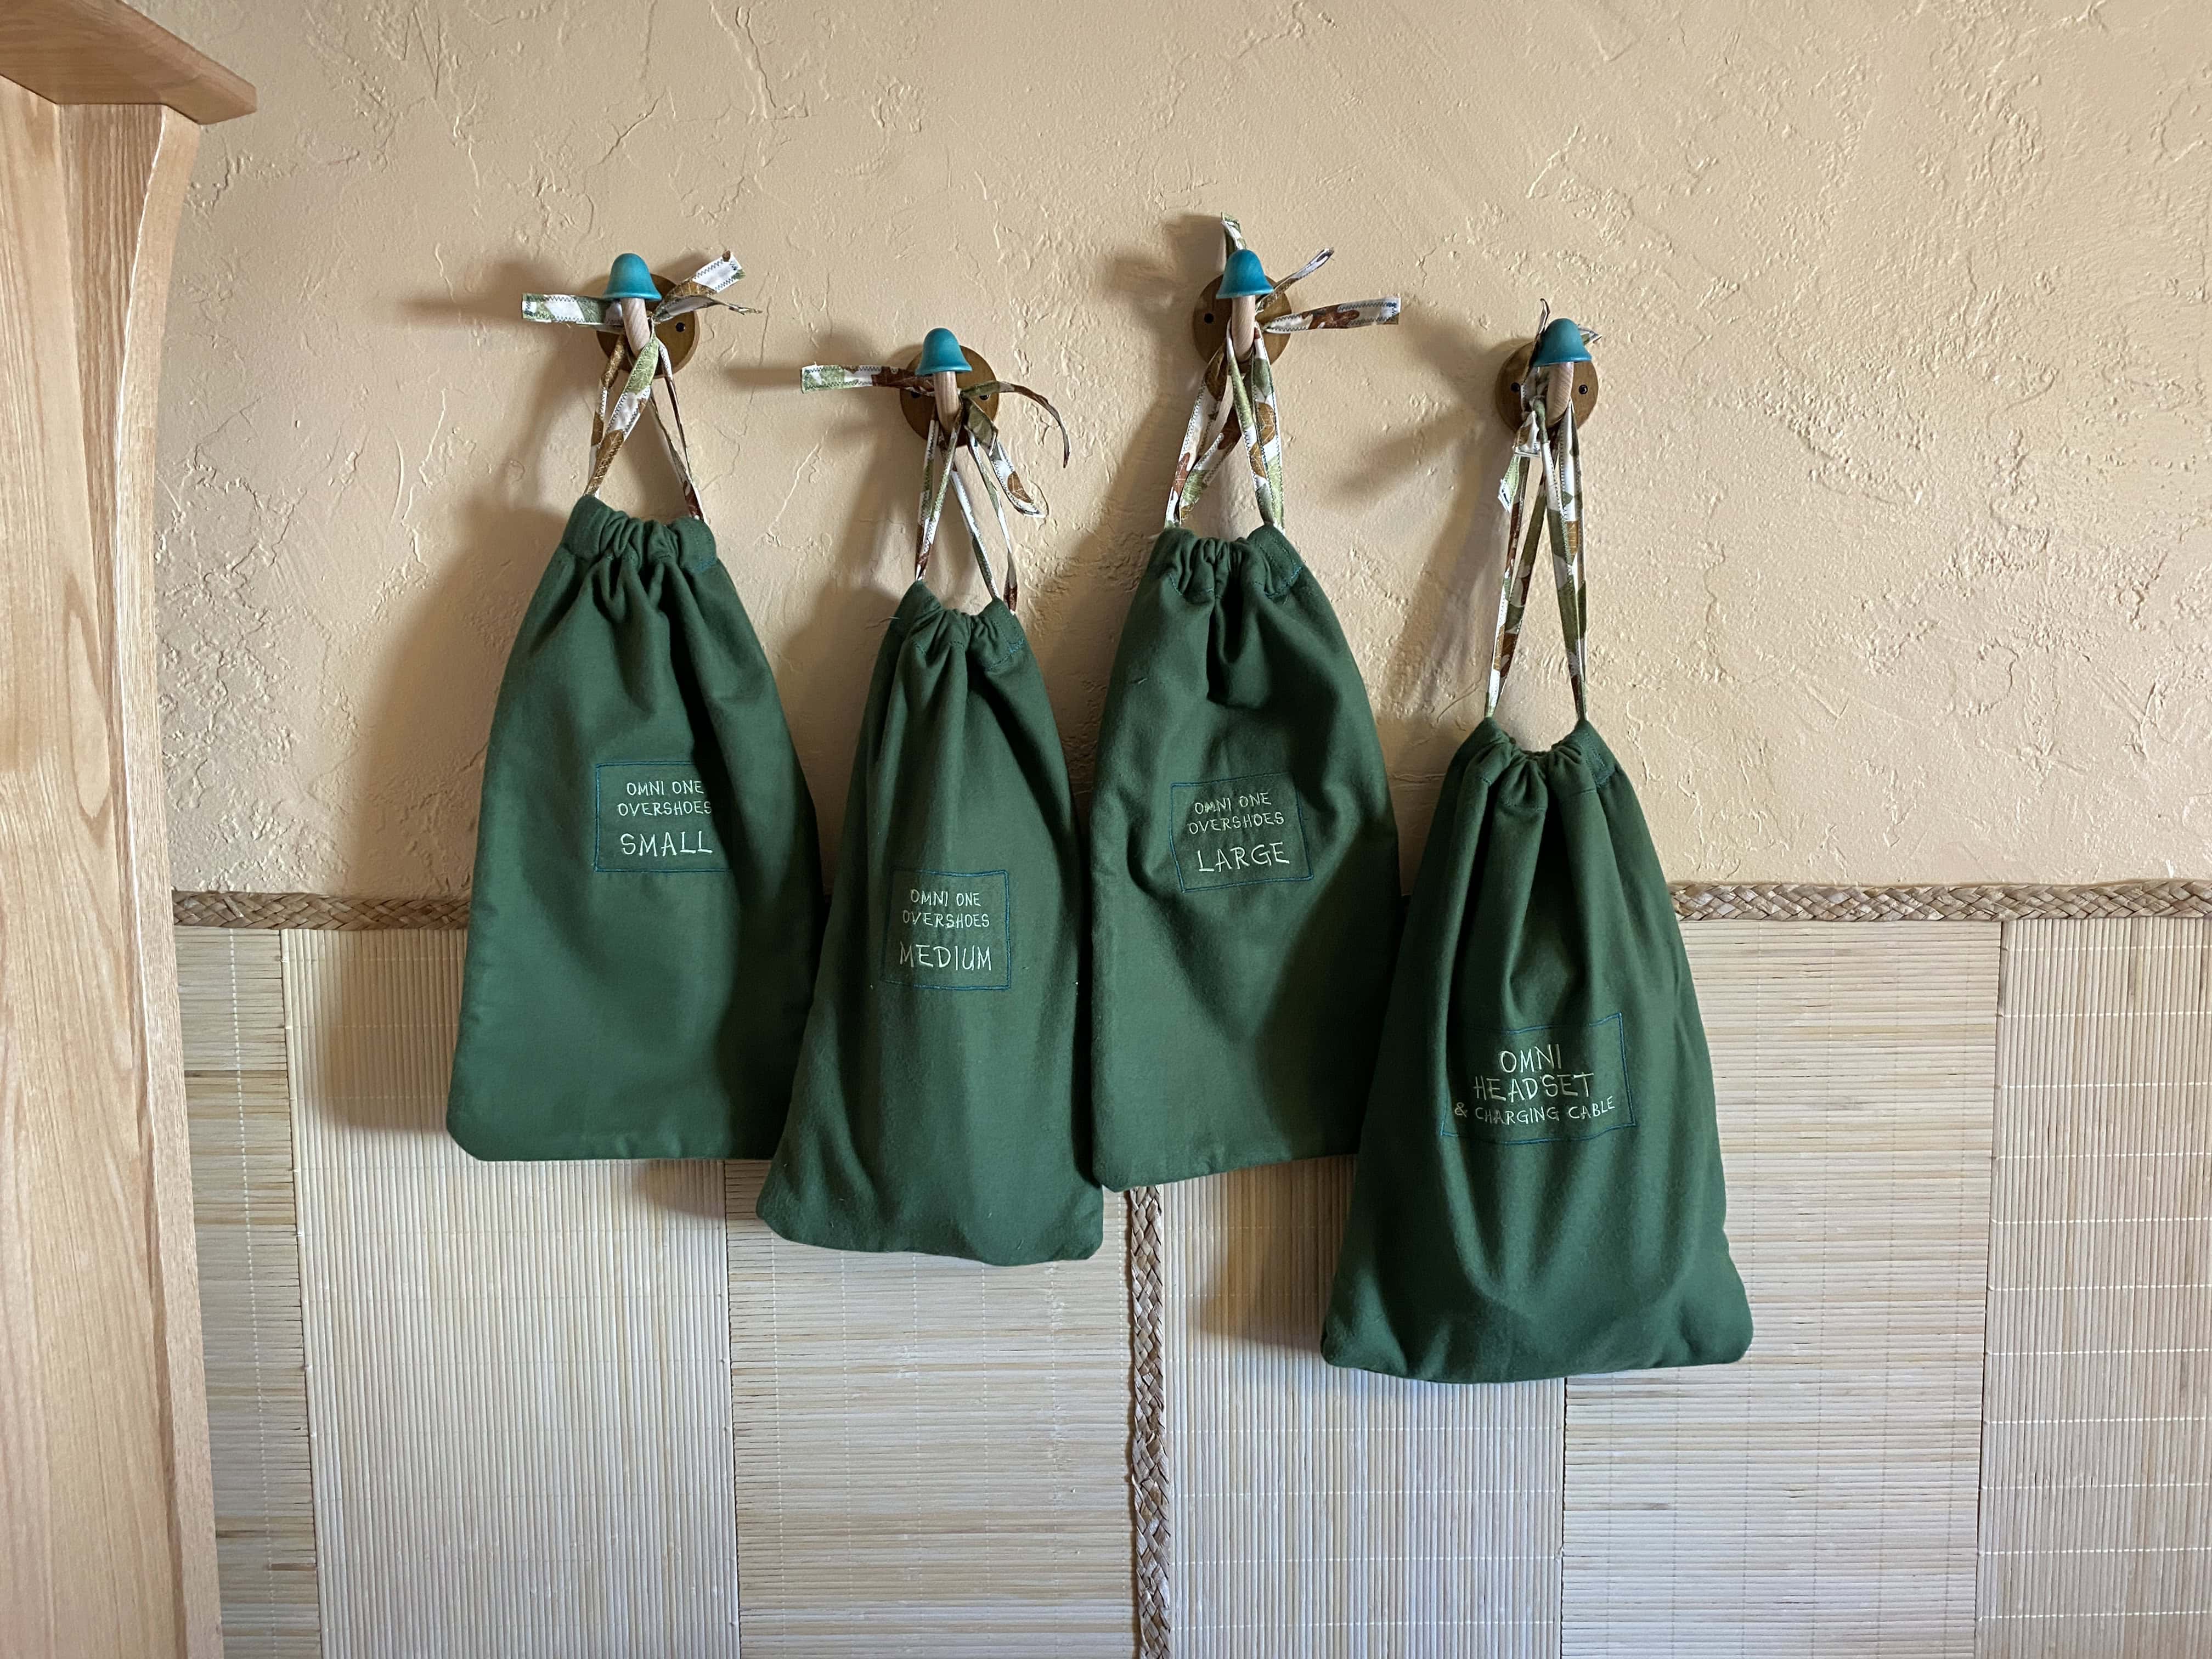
<box><xmin>143</xmin><ymin>0</ymin><xmax>2211</xmax><ymax>894</ymax></box>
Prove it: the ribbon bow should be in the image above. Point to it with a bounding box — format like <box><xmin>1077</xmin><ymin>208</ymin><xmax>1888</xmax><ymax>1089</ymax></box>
<box><xmin>1165</xmin><ymin>217</ymin><xmax>1401</xmax><ymax>529</ymax></box>
<box><xmin>800</xmin><ymin>363</ymin><xmax>1071</xmax><ymax>610</ymax></box>
<box><xmin>523</xmin><ymin>255</ymin><xmax>753</xmax><ymax>520</ymax></box>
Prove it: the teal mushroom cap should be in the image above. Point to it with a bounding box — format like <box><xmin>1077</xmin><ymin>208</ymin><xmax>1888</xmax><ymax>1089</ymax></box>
<box><xmin>1217</xmin><ymin>247</ymin><xmax>1272</xmax><ymax>300</ymax></box>
<box><xmin>597</xmin><ymin>253</ymin><xmax>662</xmax><ymax>303</ymax></box>
<box><xmin>917</xmin><ymin>327</ymin><xmax>973</xmax><ymax>376</ymax></box>
<box><xmin>1531</xmin><ymin>317</ymin><xmax>1593</xmax><ymax>366</ymax></box>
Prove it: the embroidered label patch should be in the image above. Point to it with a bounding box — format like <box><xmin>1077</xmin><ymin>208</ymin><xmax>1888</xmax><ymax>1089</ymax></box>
<box><xmin>1170</xmin><ymin>770</ymin><xmax>1311</xmax><ymax>891</ymax></box>
<box><xmin>882</xmin><ymin>867</ymin><xmax>1011</xmax><ymax>991</ymax></box>
<box><xmin>1444</xmin><ymin>1014</ymin><xmax>1635</xmax><ymax>1144</ymax></box>
<box><xmin>594</xmin><ymin>760</ymin><xmax>728</xmax><ymax>873</ymax></box>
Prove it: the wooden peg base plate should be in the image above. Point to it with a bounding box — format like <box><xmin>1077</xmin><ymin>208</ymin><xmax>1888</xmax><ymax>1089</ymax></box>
<box><xmin>900</xmin><ymin>348</ymin><xmax>999</xmax><ymax>438</ymax></box>
<box><xmin>1189</xmin><ymin>278</ymin><xmax>1294</xmax><ymax>364</ymax></box>
<box><xmin>592</xmin><ymin>272</ymin><xmax>703</xmax><ymax>373</ymax></box>
<box><xmin>1494</xmin><ymin>342</ymin><xmax>1599</xmax><ymax>430</ymax></box>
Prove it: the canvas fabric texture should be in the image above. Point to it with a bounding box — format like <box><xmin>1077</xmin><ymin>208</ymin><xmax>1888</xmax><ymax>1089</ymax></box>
<box><xmin>1322</xmin><ymin>397</ymin><xmax>1751</xmax><ymax>1384</ymax></box>
<box><xmin>758</xmin><ymin>582</ymin><xmax>1102</xmax><ymax>1266</ymax></box>
<box><xmin>448</xmin><ymin>495</ymin><xmax>825</xmax><ymax>1160</ymax></box>
<box><xmin>1089</xmin><ymin>523</ymin><xmax>1400</xmax><ymax>1188</ymax></box>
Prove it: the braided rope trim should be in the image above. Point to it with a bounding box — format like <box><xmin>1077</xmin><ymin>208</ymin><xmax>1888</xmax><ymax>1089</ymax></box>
<box><xmin>171</xmin><ymin>891</ymin><xmax>470</xmax><ymax>930</ymax></box>
<box><xmin>172</xmin><ymin>881</ymin><xmax>2212</xmax><ymax>931</ymax></box>
<box><xmin>1125</xmin><ymin>1187</ymin><xmax>1169</xmax><ymax>1659</ymax></box>
<box><xmin>1669</xmin><ymin>879</ymin><xmax>2212</xmax><ymax>922</ymax></box>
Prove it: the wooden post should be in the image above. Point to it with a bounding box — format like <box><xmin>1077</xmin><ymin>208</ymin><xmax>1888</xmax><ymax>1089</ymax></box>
<box><xmin>931</xmin><ymin>364</ymin><xmax>997</xmax><ymax>588</ymax></box>
<box><xmin>1228</xmin><ymin>292</ymin><xmax>1258</xmax><ymax>361</ymax></box>
<box><xmin>0</xmin><ymin>7</ymin><xmax>252</xmax><ymax>1658</ymax></box>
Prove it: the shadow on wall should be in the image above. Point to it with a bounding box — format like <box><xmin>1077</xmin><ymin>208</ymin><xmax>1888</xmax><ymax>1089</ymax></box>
<box><xmin>363</xmin><ymin>253</ymin><xmax>713</xmax><ymax>900</ymax></box>
<box><xmin>318</xmin><ymin>257</ymin><xmax>666</xmax><ymax>1136</ymax></box>
<box><xmin>312</xmin><ymin>263</ymin><xmax>566</xmax><ymax>1141</ymax></box>
<box><xmin>314</xmin><ymin>240</ymin><xmax>1526</xmax><ymax>1157</ymax></box>
<box><xmin>358</xmin><ymin>257</ymin><xmax>639</xmax><ymax>907</ymax></box>
<box><xmin>1350</xmin><ymin>309</ymin><xmax>1526</xmax><ymax>881</ymax></box>
<box><xmin>725</xmin><ymin>333</ymin><xmax>925</xmax><ymax>877</ymax></box>
<box><xmin>1189</xmin><ymin>1157</ymin><xmax>1358</xmax><ymax>1356</ymax></box>
<box><xmin>743</xmin><ymin>212</ymin><xmax>1288</xmax><ymax>849</ymax></box>
<box><xmin>343</xmin><ymin>235</ymin><xmax>1527</xmax><ymax>918</ymax></box>
<box><xmin>1025</xmin><ymin>212</ymin><xmax>1242</xmax><ymax>810</ymax></box>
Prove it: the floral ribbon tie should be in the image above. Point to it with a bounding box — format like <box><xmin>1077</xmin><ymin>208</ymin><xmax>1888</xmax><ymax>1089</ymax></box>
<box><xmin>523</xmin><ymin>254</ymin><xmax>753</xmax><ymax>520</ymax></box>
<box><xmin>799</xmin><ymin>363</ymin><xmax>1071</xmax><ymax>611</ymax></box>
<box><xmin>1488</xmin><ymin>379</ymin><xmax>1589</xmax><ymax>723</ymax></box>
<box><xmin>1165</xmin><ymin>216</ymin><xmax>1402</xmax><ymax>529</ymax></box>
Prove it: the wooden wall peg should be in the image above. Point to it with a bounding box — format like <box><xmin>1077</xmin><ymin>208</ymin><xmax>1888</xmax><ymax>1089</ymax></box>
<box><xmin>1189</xmin><ymin>274</ymin><xmax>1294</xmax><ymax>363</ymax></box>
<box><xmin>1494</xmin><ymin>324</ymin><xmax>1600</xmax><ymax>431</ymax></box>
<box><xmin>591</xmin><ymin>266</ymin><xmax>704</xmax><ymax>373</ymax></box>
<box><xmin>899</xmin><ymin>340</ymin><xmax>999</xmax><ymax>437</ymax></box>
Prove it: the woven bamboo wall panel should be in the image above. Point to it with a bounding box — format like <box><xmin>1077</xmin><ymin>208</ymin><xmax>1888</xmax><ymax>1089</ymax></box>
<box><xmin>1979</xmin><ymin>917</ymin><xmax>2212</xmax><ymax>1657</ymax></box>
<box><xmin>724</xmin><ymin>1164</ymin><xmax>1134</xmax><ymax>1655</ymax></box>
<box><xmin>1160</xmin><ymin>1157</ymin><xmax>1566</xmax><ymax>1658</ymax></box>
<box><xmin>1562</xmin><ymin>923</ymin><xmax>2000</xmax><ymax>1657</ymax></box>
<box><xmin>179</xmin><ymin>929</ymin><xmax>319</xmax><ymax>1658</ymax></box>
<box><xmin>168</xmin><ymin>910</ymin><xmax>2212</xmax><ymax>1654</ymax></box>
<box><xmin>283</xmin><ymin>931</ymin><xmax>740</xmax><ymax>1659</ymax></box>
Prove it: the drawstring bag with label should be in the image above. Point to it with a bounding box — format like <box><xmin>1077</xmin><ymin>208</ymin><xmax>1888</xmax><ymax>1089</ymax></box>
<box><xmin>1089</xmin><ymin>221</ymin><xmax>1403</xmax><ymax>1189</ymax></box>
<box><xmin>1324</xmin><ymin>325</ymin><xmax>1752</xmax><ymax>1383</ymax></box>
<box><xmin>757</xmin><ymin>347</ymin><xmax>1102</xmax><ymax>1265</ymax></box>
<box><xmin>448</xmin><ymin>256</ymin><xmax>825</xmax><ymax>1160</ymax></box>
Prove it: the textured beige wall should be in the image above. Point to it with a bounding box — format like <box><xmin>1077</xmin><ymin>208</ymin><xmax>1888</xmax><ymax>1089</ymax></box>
<box><xmin>144</xmin><ymin>0</ymin><xmax>2210</xmax><ymax>894</ymax></box>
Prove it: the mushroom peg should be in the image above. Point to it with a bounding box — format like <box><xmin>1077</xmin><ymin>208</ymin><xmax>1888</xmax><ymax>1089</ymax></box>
<box><xmin>1217</xmin><ymin>247</ymin><xmax>1272</xmax><ymax>362</ymax></box>
<box><xmin>598</xmin><ymin>252</ymin><xmax>662</xmax><ymax>362</ymax></box>
<box><xmin>1528</xmin><ymin>315</ymin><xmax>1593</xmax><ymax>426</ymax></box>
<box><xmin>917</xmin><ymin>326</ymin><xmax>974</xmax><ymax>431</ymax></box>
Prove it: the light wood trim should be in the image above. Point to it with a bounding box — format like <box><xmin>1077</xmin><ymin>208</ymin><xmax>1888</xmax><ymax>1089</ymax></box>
<box><xmin>0</xmin><ymin>0</ymin><xmax>253</xmax><ymax>125</ymax></box>
<box><xmin>0</xmin><ymin>78</ymin><xmax>220</xmax><ymax>1659</ymax></box>
<box><xmin>65</xmin><ymin>96</ymin><xmax>222</xmax><ymax>1656</ymax></box>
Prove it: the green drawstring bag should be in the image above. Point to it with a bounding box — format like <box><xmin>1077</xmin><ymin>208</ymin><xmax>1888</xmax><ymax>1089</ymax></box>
<box><xmin>757</xmin><ymin>362</ymin><xmax>1100</xmax><ymax>1266</ymax></box>
<box><xmin>1324</xmin><ymin>397</ymin><xmax>1751</xmax><ymax>1384</ymax></box>
<box><xmin>449</xmin><ymin>312</ymin><xmax>823</xmax><ymax>1160</ymax></box>
<box><xmin>1090</xmin><ymin>234</ymin><xmax>1402</xmax><ymax>1188</ymax></box>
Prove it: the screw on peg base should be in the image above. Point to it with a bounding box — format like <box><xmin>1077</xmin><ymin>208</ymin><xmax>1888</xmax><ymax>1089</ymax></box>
<box><xmin>589</xmin><ymin>264</ymin><xmax>704</xmax><ymax>373</ymax></box>
<box><xmin>1494</xmin><ymin>319</ymin><xmax>1599</xmax><ymax>431</ymax></box>
<box><xmin>900</xmin><ymin>341</ymin><xmax>1000</xmax><ymax>439</ymax></box>
<box><xmin>1188</xmin><ymin>275</ymin><xmax>1296</xmax><ymax>365</ymax></box>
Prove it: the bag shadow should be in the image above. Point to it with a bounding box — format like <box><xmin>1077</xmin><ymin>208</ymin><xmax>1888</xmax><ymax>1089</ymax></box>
<box><xmin>626</xmin><ymin>328</ymin><xmax>920</xmax><ymax>1211</ymax></box>
<box><xmin>1026</xmin><ymin>213</ymin><xmax>1247</xmax><ymax>810</ymax></box>
<box><xmin>317</xmin><ymin>258</ymin><xmax>642</xmax><ymax>1136</ymax></box>
<box><xmin>1342</xmin><ymin>309</ymin><xmax>1527</xmax><ymax>882</ymax></box>
<box><xmin>1184</xmin><ymin>1156</ymin><xmax>1359</xmax><ymax>1356</ymax></box>
<box><xmin>728</xmin><ymin>328</ymin><xmax>927</xmax><ymax>876</ymax></box>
